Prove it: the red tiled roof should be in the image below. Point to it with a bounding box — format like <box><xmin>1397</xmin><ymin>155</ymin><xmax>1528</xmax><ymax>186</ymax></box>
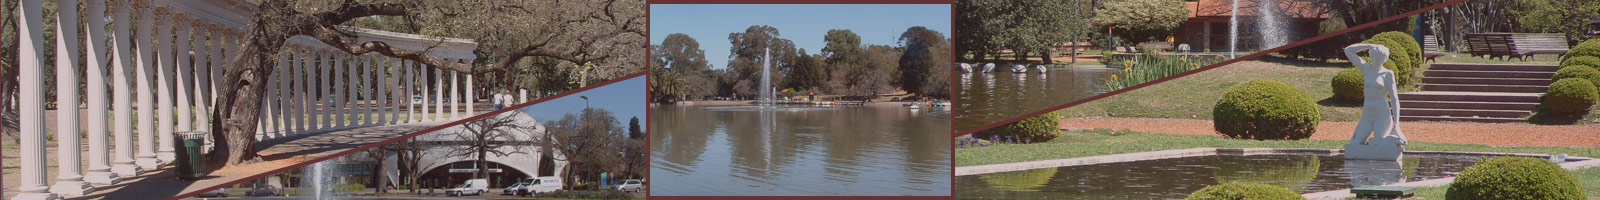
<box><xmin>1185</xmin><ymin>0</ymin><xmax>1329</xmax><ymax>19</ymax></box>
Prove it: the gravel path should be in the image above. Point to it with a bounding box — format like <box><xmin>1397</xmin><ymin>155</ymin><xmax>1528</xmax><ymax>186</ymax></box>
<box><xmin>1060</xmin><ymin>117</ymin><xmax>1600</xmax><ymax>147</ymax></box>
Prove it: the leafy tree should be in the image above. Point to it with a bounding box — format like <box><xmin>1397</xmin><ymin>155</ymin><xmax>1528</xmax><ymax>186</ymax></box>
<box><xmin>822</xmin><ymin>29</ymin><xmax>862</xmax><ymax>75</ymax></box>
<box><xmin>1091</xmin><ymin>0</ymin><xmax>1189</xmax><ymax>44</ymax></box>
<box><xmin>647</xmin><ymin>65</ymin><xmax>685</xmax><ymax>103</ymax></box>
<box><xmin>726</xmin><ymin>25</ymin><xmax>796</xmax><ymax>99</ymax></box>
<box><xmin>1513</xmin><ymin>0</ymin><xmax>1600</xmax><ymax>42</ymax></box>
<box><xmin>784</xmin><ymin>49</ymin><xmax>826</xmax><ymax>91</ymax></box>
<box><xmin>850</xmin><ymin>69</ymin><xmax>893</xmax><ymax>99</ymax></box>
<box><xmin>654</xmin><ymin>33</ymin><xmax>711</xmax><ymax>73</ymax></box>
<box><xmin>628</xmin><ymin>116</ymin><xmax>641</xmax><ymax>139</ymax></box>
<box><xmin>897</xmin><ymin>26</ymin><xmax>947</xmax><ymax>98</ymax></box>
<box><xmin>543</xmin><ymin>108</ymin><xmax>628</xmax><ymax>189</ymax></box>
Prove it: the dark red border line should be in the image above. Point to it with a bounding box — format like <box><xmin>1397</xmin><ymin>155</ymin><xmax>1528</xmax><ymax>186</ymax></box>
<box><xmin>953</xmin><ymin>0</ymin><xmax>1469</xmax><ymax>136</ymax></box>
<box><xmin>167</xmin><ymin>71</ymin><xmax>648</xmax><ymax>200</ymax></box>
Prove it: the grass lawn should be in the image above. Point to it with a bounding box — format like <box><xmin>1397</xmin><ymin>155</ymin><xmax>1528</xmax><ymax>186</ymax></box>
<box><xmin>955</xmin><ymin>129</ymin><xmax>1600</xmax><ymax>167</ymax></box>
<box><xmin>1057</xmin><ymin>58</ymin><xmax>1370</xmax><ymax>122</ymax></box>
<box><xmin>1379</xmin><ymin>166</ymin><xmax>1600</xmax><ymax>199</ymax></box>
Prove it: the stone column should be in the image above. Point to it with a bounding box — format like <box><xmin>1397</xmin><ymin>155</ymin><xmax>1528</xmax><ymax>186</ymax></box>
<box><xmin>466</xmin><ymin>66</ymin><xmax>475</xmax><ymax>115</ymax></box>
<box><xmin>331</xmin><ymin>50</ymin><xmax>345</xmax><ymax>128</ymax></box>
<box><xmin>16</xmin><ymin>0</ymin><xmax>61</xmax><ymax>197</ymax></box>
<box><xmin>343</xmin><ymin>53</ymin><xmax>355</xmax><ymax>127</ymax></box>
<box><xmin>82</xmin><ymin>0</ymin><xmax>119</xmax><ymax>185</ymax></box>
<box><xmin>373</xmin><ymin>57</ymin><xmax>386</xmax><ymax>125</ymax></box>
<box><xmin>109</xmin><ymin>0</ymin><xmax>142</xmax><ymax>177</ymax></box>
<box><xmin>434</xmin><ymin>67</ymin><xmax>444</xmax><ymax>121</ymax></box>
<box><xmin>291</xmin><ymin>45</ymin><xmax>307</xmax><ymax>134</ymax></box>
<box><xmin>173</xmin><ymin>14</ymin><xmax>193</xmax><ymax>136</ymax></box>
<box><xmin>133</xmin><ymin>1</ymin><xmax>161</xmax><ymax>169</ymax></box>
<box><xmin>193</xmin><ymin>23</ymin><xmax>213</xmax><ymax>136</ymax></box>
<box><xmin>320</xmin><ymin>49</ymin><xmax>333</xmax><ymax>129</ymax></box>
<box><xmin>405</xmin><ymin>60</ymin><xmax>415</xmax><ymax>123</ymax></box>
<box><xmin>46</xmin><ymin>0</ymin><xmax>95</xmax><ymax>196</ymax></box>
<box><xmin>519</xmin><ymin>89</ymin><xmax>527</xmax><ymax>103</ymax></box>
<box><xmin>154</xmin><ymin>7</ymin><xmax>176</xmax><ymax>163</ymax></box>
<box><xmin>268</xmin><ymin>49</ymin><xmax>286</xmax><ymax>138</ymax></box>
<box><xmin>417</xmin><ymin>61</ymin><xmax>429</xmax><ymax>122</ymax></box>
<box><xmin>362</xmin><ymin>55</ymin><xmax>374</xmax><ymax>126</ymax></box>
<box><xmin>450</xmin><ymin>62</ymin><xmax>459</xmax><ymax>120</ymax></box>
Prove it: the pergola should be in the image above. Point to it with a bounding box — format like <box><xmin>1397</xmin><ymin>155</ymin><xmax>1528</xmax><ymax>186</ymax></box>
<box><xmin>10</xmin><ymin>0</ymin><xmax>532</xmax><ymax>199</ymax></box>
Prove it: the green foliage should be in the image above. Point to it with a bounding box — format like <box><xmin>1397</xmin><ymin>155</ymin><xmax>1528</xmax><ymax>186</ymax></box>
<box><xmin>1446</xmin><ymin>157</ymin><xmax>1584</xmax><ymax>200</ymax></box>
<box><xmin>898</xmin><ymin>26</ymin><xmax>951</xmax><ymax>99</ymax></box>
<box><xmin>1553</xmin><ymin>65</ymin><xmax>1600</xmax><ymax>89</ymax></box>
<box><xmin>783</xmin><ymin>50</ymin><xmax>826</xmax><ymax>91</ymax></box>
<box><xmin>973</xmin><ymin>111</ymin><xmax>1063</xmax><ymax>144</ymax></box>
<box><xmin>1091</xmin><ymin>0</ymin><xmax>1190</xmax><ymax>44</ymax></box>
<box><xmin>1212</xmin><ymin>80</ymin><xmax>1321</xmax><ymax>140</ymax></box>
<box><xmin>1184</xmin><ymin>182</ymin><xmax>1306</xmax><ymax>200</ymax></box>
<box><xmin>335</xmin><ymin>183</ymin><xmax>365</xmax><ymax>193</ymax></box>
<box><xmin>1567</xmin><ymin>40</ymin><xmax>1600</xmax><ymax>64</ymax></box>
<box><xmin>977</xmin><ymin>168</ymin><xmax>1058</xmax><ymax>192</ymax></box>
<box><xmin>1541</xmin><ymin>79</ymin><xmax>1599</xmax><ymax>114</ymax></box>
<box><xmin>1560</xmin><ymin>56</ymin><xmax>1600</xmax><ymax>71</ymax></box>
<box><xmin>1359</xmin><ymin>34</ymin><xmax>1418</xmax><ymax>87</ymax></box>
<box><xmin>1513</xmin><ymin>0</ymin><xmax>1600</xmax><ymax>43</ymax></box>
<box><xmin>954</xmin><ymin>0</ymin><xmax>1091</xmax><ymax>62</ymax></box>
<box><xmin>1213</xmin><ymin>155</ymin><xmax>1320</xmax><ymax>192</ymax></box>
<box><xmin>1331</xmin><ymin>68</ymin><xmax>1365</xmax><ymax>102</ymax></box>
<box><xmin>1106</xmin><ymin>55</ymin><xmax>1217</xmax><ymax>90</ymax></box>
<box><xmin>647</xmin><ymin>66</ymin><xmax>686</xmax><ymax>103</ymax></box>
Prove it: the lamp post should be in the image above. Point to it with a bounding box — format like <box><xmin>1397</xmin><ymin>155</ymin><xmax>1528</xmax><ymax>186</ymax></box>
<box><xmin>581</xmin><ymin>96</ymin><xmax>589</xmax><ymax>108</ymax></box>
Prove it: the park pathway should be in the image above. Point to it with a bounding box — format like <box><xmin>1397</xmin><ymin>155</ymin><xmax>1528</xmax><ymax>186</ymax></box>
<box><xmin>1060</xmin><ymin>117</ymin><xmax>1600</xmax><ymax>147</ymax></box>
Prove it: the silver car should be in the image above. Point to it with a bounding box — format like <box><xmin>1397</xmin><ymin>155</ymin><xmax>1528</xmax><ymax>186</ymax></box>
<box><xmin>614</xmin><ymin>179</ymin><xmax>643</xmax><ymax>193</ymax></box>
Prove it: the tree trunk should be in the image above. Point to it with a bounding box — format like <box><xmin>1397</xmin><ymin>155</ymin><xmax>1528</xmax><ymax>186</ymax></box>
<box><xmin>205</xmin><ymin>2</ymin><xmax>296</xmax><ymax>167</ymax></box>
<box><xmin>1042</xmin><ymin>48</ymin><xmax>1054</xmax><ymax>64</ymax></box>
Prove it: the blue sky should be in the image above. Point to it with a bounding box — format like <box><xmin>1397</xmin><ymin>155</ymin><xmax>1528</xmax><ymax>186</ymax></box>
<box><xmin>517</xmin><ymin>77</ymin><xmax>646</xmax><ymax>126</ymax></box>
<box><xmin>650</xmin><ymin>4</ymin><xmax>951</xmax><ymax>69</ymax></box>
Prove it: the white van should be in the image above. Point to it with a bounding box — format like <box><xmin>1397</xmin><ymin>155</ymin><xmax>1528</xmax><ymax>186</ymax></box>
<box><xmin>515</xmin><ymin>176</ymin><xmax>563</xmax><ymax>196</ymax></box>
<box><xmin>446</xmin><ymin>179</ymin><xmax>488</xmax><ymax>196</ymax></box>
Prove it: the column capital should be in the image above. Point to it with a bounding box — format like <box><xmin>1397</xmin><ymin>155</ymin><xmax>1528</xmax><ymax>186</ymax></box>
<box><xmin>172</xmin><ymin>13</ymin><xmax>192</xmax><ymax>29</ymax></box>
<box><xmin>87</xmin><ymin>0</ymin><xmax>107</xmax><ymax>7</ymax></box>
<box><xmin>131</xmin><ymin>0</ymin><xmax>151</xmax><ymax>11</ymax></box>
<box><xmin>152</xmin><ymin>7</ymin><xmax>172</xmax><ymax>26</ymax></box>
<box><xmin>111</xmin><ymin>0</ymin><xmax>131</xmax><ymax>15</ymax></box>
<box><xmin>206</xmin><ymin>24</ymin><xmax>225</xmax><ymax>37</ymax></box>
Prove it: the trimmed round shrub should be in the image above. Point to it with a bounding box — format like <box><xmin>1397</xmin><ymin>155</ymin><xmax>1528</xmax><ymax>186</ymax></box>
<box><xmin>1553</xmin><ymin>65</ymin><xmax>1600</xmax><ymax>89</ymax></box>
<box><xmin>1213</xmin><ymin>80</ymin><xmax>1321</xmax><ymax>140</ymax></box>
<box><xmin>1563</xmin><ymin>39</ymin><xmax>1600</xmax><ymax>64</ymax></box>
<box><xmin>1559</xmin><ymin>56</ymin><xmax>1600</xmax><ymax>71</ymax></box>
<box><xmin>1360</xmin><ymin>36</ymin><xmax>1416</xmax><ymax>87</ymax></box>
<box><xmin>1331</xmin><ymin>68</ymin><xmax>1364</xmax><ymax>101</ymax></box>
<box><xmin>1446</xmin><ymin>157</ymin><xmax>1584</xmax><ymax>200</ymax></box>
<box><xmin>973</xmin><ymin>111</ymin><xmax>1063</xmax><ymax>144</ymax></box>
<box><xmin>1373</xmin><ymin>32</ymin><xmax>1421</xmax><ymax>69</ymax></box>
<box><xmin>1541</xmin><ymin>78</ymin><xmax>1599</xmax><ymax>114</ymax></box>
<box><xmin>1185</xmin><ymin>182</ymin><xmax>1306</xmax><ymax>200</ymax></box>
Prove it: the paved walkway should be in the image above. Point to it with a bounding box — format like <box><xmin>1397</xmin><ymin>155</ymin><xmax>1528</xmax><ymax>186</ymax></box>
<box><xmin>1060</xmin><ymin>117</ymin><xmax>1600</xmax><ymax>147</ymax></box>
<box><xmin>4</xmin><ymin>121</ymin><xmax>447</xmax><ymax>200</ymax></box>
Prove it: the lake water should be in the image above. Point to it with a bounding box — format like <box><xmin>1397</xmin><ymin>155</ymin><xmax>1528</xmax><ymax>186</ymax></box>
<box><xmin>953</xmin><ymin>66</ymin><xmax>1118</xmax><ymax>131</ymax></box>
<box><xmin>954</xmin><ymin>153</ymin><xmax>1503</xmax><ymax>199</ymax></box>
<box><xmin>649</xmin><ymin>105</ymin><xmax>951</xmax><ymax>196</ymax></box>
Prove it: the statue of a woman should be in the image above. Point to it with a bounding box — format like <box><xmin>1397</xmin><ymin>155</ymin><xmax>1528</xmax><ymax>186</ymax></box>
<box><xmin>1344</xmin><ymin>44</ymin><xmax>1409</xmax><ymax>147</ymax></box>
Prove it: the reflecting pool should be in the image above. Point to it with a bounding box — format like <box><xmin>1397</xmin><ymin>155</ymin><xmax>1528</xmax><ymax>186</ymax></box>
<box><xmin>953</xmin><ymin>66</ymin><xmax>1117</xmax><ymax>131</ymax></box>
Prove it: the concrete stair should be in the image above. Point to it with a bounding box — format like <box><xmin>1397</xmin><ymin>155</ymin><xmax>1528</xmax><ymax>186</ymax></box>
<box><xmin>1397</xmin><ymin>63</ymin><xmax>1557</xmax><ymax>123</ymax></box>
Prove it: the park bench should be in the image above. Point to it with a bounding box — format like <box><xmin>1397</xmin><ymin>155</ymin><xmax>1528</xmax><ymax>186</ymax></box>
<box><xmin>1422</xmin><ymin>35</ymin><xmax>1445</xmax><ymax>63</ymax></box>
<box><xmin>1464</xmin><ymin>33</ymin><xmax>1526</xmax><ymax>60</ymax></box>
<box><xmin>1512</xmin><ymin>33</ymin><xmax>1570</xmax><ymax>60</ymax></box>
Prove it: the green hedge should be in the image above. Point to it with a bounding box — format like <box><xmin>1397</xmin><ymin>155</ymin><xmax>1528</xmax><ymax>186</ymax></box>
<box><xmin>1185</xmin><ymin>182</ymin><xmax>1306</xmax><ymax>200</ymax></box>
<box><xmin>1541</xmin><ymin>79</ymin><xmax>1599</xmax><ymax>114</ymax></box>
<box><xmin>1213</xmin><ymin>80</ymin><xmax>1321</xmax><ymax>140</ymax></box>
<box><xmin>1359</xmin><ymin>33</ymin><xmax>1418</xmax><ymax>87</ymax></box>
<box><xmin>1331</xmin><ymin>68</ymin><xmax>1364</xmax><ymax>101</ymax></box>
<box><xmin>1564</xmin><ymin>39</ymin><xmax>1600</xmax><ymax>64</ymax></box>
<box><xmin>1446</xmin><ymin>157</ymin><xmax>1584</xmax><ymax>200</ymax></box>
<box><xmin>1553</xmin><ymin>65</ymin><xmax>1600</xmax><ymax>89</ymax></box>
<box><xmin>1559</xmin><ymin>56</ymin><xmax>1600</xmax><ymax>71</ymax></box>
<box><xmin>973</xmin><ymin>111</ymin><xmax>1063</xmax><ymax>143</ymax></box>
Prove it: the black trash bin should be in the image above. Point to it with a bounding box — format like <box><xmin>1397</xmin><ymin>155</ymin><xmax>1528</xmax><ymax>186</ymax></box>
<box><xmin>172</xmin><ymin>131</ymin><xmax>208</xmax><ymax>180</ymax></box>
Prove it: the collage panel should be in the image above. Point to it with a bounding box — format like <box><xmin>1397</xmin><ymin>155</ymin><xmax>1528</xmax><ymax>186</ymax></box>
<box><xmin>179</xmin><ymin>77</ymin><xmax>646</xmax><ymax>199</ymax></box>
<box><xmin>646</xmin><ymin>3</ymin><xmax>953</xmax><ymax>197</ymax></box>
<box><xmin>955</xmin><ymin>0</ymin><xmax>1600</xmax><ymax>199</ymax></box>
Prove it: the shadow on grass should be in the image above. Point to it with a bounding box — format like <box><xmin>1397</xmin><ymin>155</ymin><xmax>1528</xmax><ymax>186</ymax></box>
<box><xmin>1527</xmin><ymin>108</ymin><xmax>1587</xmax><ymax>125</ymax></box>
<box><xmin>1256</xmin><ymin>55</ymin><xmax>1351</xmax><ymax>68</ymax></box>
<box><xmin>1317</xmin><ymin>96</ymin><xmax>1363</xmax><ymax>108</ymax></box>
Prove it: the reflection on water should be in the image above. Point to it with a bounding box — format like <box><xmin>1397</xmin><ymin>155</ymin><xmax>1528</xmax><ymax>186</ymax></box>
<box><xmin>955</xmin><ymin>154</ymin><xmax>1493</xmax><ymax>199</ymax></box>
<box><xmin>650</xmin><ymin>105</ymin><xmax>951</xmax><ymax>196</ymax></box>
<box><xmin>954</xmin><ymin>66</ymin><xmax>1116</xmax><ymax>131</ymax></box>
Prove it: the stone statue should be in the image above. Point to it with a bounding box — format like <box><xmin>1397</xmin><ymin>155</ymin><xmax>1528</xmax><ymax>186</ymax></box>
<box><xmin>1343</xmin><ymin>44</ymin><xmax>1408</xmax><ymax>161</ymax></box>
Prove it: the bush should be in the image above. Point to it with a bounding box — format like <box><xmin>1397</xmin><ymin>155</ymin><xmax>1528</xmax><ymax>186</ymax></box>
<box><xmin>1563</xmin><ymin>39</ymin><xmax>1600</xmax><ymax>64</ymax></box>
<box><xmin>1553</xmin><ymin>65</ymin><xmax>1600</xmax><ymax>89</ymax></box>
<box><xmin>1559</xmin><ymin>56</ymin><xmax>1600</xmax><ymax>71</ymax></box>
<box><xmin>1360</xmin><ymin>32</ymin><xmax>1419</xmax><ymax>87</ymax></box>
<box><xmin>335</xmin><ymin>183</ymin><xmax>365</xmax><ymax>193</ymax></box>
<box><xmin>1331</xmin><ymin>68</ymin><xmax>1364</xmax><ymax>101</ymax></box>
<box><xmin>1373</xmin><ymin>32</ymin><xmax>1421</xmax><ymax>69</ymax></box>
<box><xmin>1446</xmin><ymin>157</ymin><xmax>1584</xmax><ymax>200</ymax></box>
<box><xmin>537</xmin><ymin>190</ymin><xmax>634</xmax><ymax>199</ymax></box>
<box><xmin>1541</xmin><ymin>79</ymin><xmax>1599</xmax><ymax>114</ymax></box>
<box><xmin>1213</xmin><ymin>80</ymin><xmax>1321</xmax><ymax>140</ymax></box>
<box><xmin>973</xmin><ymin>111</ymin><xmax>1063</xmax><ymax>144</ymax></box>
<box><xmin>1185</xmin><ymin>182</ymin><xmax>1306</xmax><ymax>200</ymax></box>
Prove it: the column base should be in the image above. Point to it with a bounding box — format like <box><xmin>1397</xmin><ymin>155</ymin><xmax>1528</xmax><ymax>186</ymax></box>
<box><xmin>84</xmin><ymin>171</ymin><xmax>122</xmax><ymax>185</ymax></box>
<box><xmin>112</xmin><ymin>163</ymin><xmax>144</xmax><ymax>177</ymax></box>
<box><xmin>49</xmin><ymin>181</ymin><xmax>95</xmax><ymax>197</ymax></box>
<box><xmin>136</xmin><ymin>157</ymin><xmax>164</xmax><ymax>169</ymax></box>
<box><xmin>12</xmin><ymin>192</ymin><xmax>62</xmax><ymax>200</ymax></box>
<box><xmin>158</xmin><ymin>152</ymin><xmax>176</xmax><ymax>163</ymax></box>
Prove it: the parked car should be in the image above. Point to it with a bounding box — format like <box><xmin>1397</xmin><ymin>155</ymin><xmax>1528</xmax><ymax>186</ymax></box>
<box><xmin>196</xmin><ymin>187</ymin><xmax>227</xmax><ymax>197</ymax></box>
<box><xmin>614</xmin><ymin>179</ymin><xmax>643</xmax><ymax>193</ymax></box>
<box><xmin>44</xmin><ymin>101</ymin><xmax>57</xmax><ymax>110</ymax></box>
<box><xmin>502</xmin><ymin>182</ymin><xmax>525</xmax><ymax>195</ymax></box>
<box><xmin>446</xmin><ymin>179</ymin><xmax>488</xmax><ymax>196</ymax></box>
<box><xmin>515</xmin><ymin>176</ymin><xmax>563</xmax><ymax>196</ymax></box>
<box><xmin>244</xmin><ymin>185</ymin><xmax>279</xmax><ymax>197</ymax></box>
<box><xmin>410</xmin><ymin>95</ymin><xmax>424</xmax><ymax>106</ymax></box>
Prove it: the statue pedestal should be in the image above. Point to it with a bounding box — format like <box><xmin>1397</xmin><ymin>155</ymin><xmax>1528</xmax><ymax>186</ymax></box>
<box><xmin>1345</xmin><ymin>137</ymin><xmax>1404</xmax><ymax>161</ymax></box>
